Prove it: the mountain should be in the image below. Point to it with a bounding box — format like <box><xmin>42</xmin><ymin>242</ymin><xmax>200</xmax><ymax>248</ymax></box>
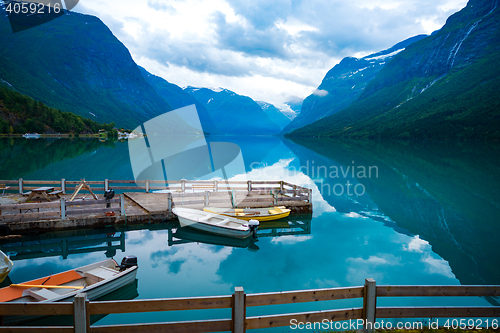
<box><xmin>183</xmin><ymin>87</ymin><xmax>281</xmax><ymax>135</ymax></box>
<box><xmin>281</xmin><ymin>35</ymin><xmax>427</xmax><ymax>134</ymax></box>
<box><xmin>255</xmin><ymin>101</ymin><xmax>291</xmax><ymax>130</ymax></box>
<box><xmin>0</xmin><ymin>9</ymin><xmax>175</xmax><ymax>128</ymax></box>
<box><xmin>289</xmin><ymin>0</ymin><xmax>500</xmax><ymax>140</ymax></box>
<box><xmin>138</xmin><ymin>67</ymin><xmax>221</xmax><ymax>134</ymax></box>
<box><xmin>0</xmin><ymin>85</ymin><xmax>115</xmax><ymax>134</ymax></box>
<box><xmin>281</xmin><ymin>99</ymin><xmax>303</xmax><ymax>120</ymax></box>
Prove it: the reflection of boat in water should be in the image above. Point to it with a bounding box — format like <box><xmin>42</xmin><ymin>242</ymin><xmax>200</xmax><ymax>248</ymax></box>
<box><xmin>0</xmin><ymin>250</ymin><xmax>13</xmax><ymax>283</ymax></box>
<box><xmin>173</xmin><ymin>207</ymin><xmax>259</xmax><ymax>239</ymax></box>
<box><xmin>168</xmin><ymin>224</ymin><xmax>259</xmax><ymax>251</ymax></box>
<box><xmin>203</xmin><ymin>206</ymin><xmax>291</xmax><ymax>221</ymax></box>
<box><xmin>0</xmin><ymin>256</ymin><xmax>138</xmax><ymax>325</ymax></box>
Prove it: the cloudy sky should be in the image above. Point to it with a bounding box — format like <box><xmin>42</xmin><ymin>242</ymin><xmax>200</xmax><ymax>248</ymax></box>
<box><xmin>75</xmin><ymin>0</ymin><xmax>468</xmax><ymax>109</ymax></box>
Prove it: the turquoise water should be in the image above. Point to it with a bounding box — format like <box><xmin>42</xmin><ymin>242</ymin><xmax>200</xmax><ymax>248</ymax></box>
<box><xmin>0</xmin><ymin>137</ymin><xmax>499</xmax><ymax>331</ymax></box>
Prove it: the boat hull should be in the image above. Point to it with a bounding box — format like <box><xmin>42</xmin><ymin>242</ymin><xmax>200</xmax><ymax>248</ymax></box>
<box><xmin>204</xmin><ymin>207</ymin><xmax>291</xmax><ymax>222</ymax></box>
<box><xmin>177</xmin><ymin>215</ymin><xmax>252</xmax><ymax>239</ymax></box>
<box><xmin>1</xmin><ymin>259</ymin><xmax>137</xmax><ymax>326</ymax></box>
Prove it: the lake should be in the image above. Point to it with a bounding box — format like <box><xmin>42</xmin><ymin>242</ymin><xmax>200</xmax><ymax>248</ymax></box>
<box><xmin>0</xmin><ymin>136</ymin><xmax>499</xmax><ymax>331</ymax></box>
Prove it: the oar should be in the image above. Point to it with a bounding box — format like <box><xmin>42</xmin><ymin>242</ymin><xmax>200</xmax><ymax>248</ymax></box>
<box><xmin>11</xmin><ymin>284</ymin><xmax>84</xmax><ymax>290</ymax></box>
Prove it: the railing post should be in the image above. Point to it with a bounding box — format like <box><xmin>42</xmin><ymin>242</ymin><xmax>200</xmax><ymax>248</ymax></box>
<box><xmin>120</xmin><ymin>194</ymin><xmax>125</xmax><ymax>216</ymax></box>
<box><xmin>181</xmin><ymin>179</ymin><xmax>186</xmax><ymax>192</ymax></box>
<box><xmin>308</xmin><ymin>188</ymin><xmax>312</xmax><ymax>203</ymax></box>
<box><xmin>167</xmin><ymin>192</ymin><xmax>172</xmax><ymax>212</ymax></box>
<box><xmin>214</xmin><ymin>180</ymin><xmax>218</xmax><ymax>191</ymax></box>
<box><xmin>105</xmin><ymin>179</ymin><xmax>109</xmax><ymax>192</ymax></box>
<box><xmin>146</xmin><ymin>180</ymin><xmax>150</xmax><ymax>193</ymax></box>
<box><xmin>205</xmin><ymin>191</ymin><xmax>209</xmax><ymax>207</ymax></box>
<box><xmin>363</xmin><ymin>278</ymin><xmax>376</xmax><ymax>333</ymax></box>
<box><xmin>293</xmin><ymin>185</ymin><xmax>297</xmax><ymax>197</ymax></box>
<box><xmin>61</xmin><ymin>198</ymin><xmax>66</xmax><ymax>220</ymax></box>
<box><xmin>74</xmin><ymin>293</ymin><xmax>88</xmax><ymax>333</ymax></box>
<box><xmin>247</xmin><ymin>180</ymin><xmax>252</xmax><ymax>192</ymax></box>
<box><xmin>19</xmin><ymin>178</ymin><xmax>23</xmax><ymax>194</ymax></box>
<box><xmin>232</xmin><ymin>287</ymin><xmax>246</xmax><ymax>333</ymax></box>
<box><xmin>61</xmin><ymin>178</ymin><xmax>66</xmax><ymax>194</ymax></box>
<box><xmin>280</xmin><ymin>181</ymin><xmax>284</xmax><ymax>191</ymax></box>
<box><xmin>231</xmin><ymin>189</ymin><xmax>236</xmax><ymax>208</ymax></box>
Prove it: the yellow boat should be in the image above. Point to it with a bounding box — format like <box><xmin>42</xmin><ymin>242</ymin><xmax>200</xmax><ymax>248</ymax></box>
<box><xmin>204</xmin><ymin>206</ymin><xmax>291</xmax><ymax>222</ymax></box>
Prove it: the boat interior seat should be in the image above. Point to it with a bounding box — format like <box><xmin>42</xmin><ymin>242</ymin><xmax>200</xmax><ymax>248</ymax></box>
<box><xmin>198</xmin><ymin>215</ymin><xmax>212</xmax><ymax>222</ymax></box>
<box><xmin>26</xmin><ymin>288</ymin><xmax>60</xmax><ymax>301</ymax></box>
<box><xmin>214</xmin><ymin>218</ymin><xmax>230</xmax><ymax>225</ymax></box>
<box><xmin>84</xmin><ymin>266</ymin><xmax>118</xmax><ymax>281</ymax></box>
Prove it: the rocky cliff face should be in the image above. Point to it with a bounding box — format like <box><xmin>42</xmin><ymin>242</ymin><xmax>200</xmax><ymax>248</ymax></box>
<box><xmin>0</xmin><ymin>10</ymin><xmax>173</xmax><ymax>128</ymax></box>
<box><xmin>362</xmin><ymin>0</ymin><xmax>500</xmax><ymax>99</ymax></box>
<box><xmin>281</xmin><ymin>35</ymin><xmax>427</xmax><ymax>134</ymax></box>
<box><xmin>289</xmin><ymin>0</ymin><xmax>500</xmax><ymax>139</ymax></box>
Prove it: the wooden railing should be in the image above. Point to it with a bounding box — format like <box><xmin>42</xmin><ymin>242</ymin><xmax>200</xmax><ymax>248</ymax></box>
<box><xmin>0</xmin><ymin>179</ymin><xmax>311</xmax><ymax>200</ymax></box>
<box><xmin>0</xmin><ymin>197</ymin><xmax>124</xmax><ymax>223</ymax></box>
<box><xmin>0</xmin><ymin>279</ymin><xmax>498</xmax><ymax>332</ymax></box>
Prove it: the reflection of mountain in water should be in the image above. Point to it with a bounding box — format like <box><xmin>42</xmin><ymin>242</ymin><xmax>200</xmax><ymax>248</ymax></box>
<box><xmin>286</xmin><ymin>138</ymin><xmax>500</xmax><ymax>285</ymax></box>
<box><xmin>0</xmin><ymin>138</ymin><xmax>117</xmax><ymax>180</ymax></box>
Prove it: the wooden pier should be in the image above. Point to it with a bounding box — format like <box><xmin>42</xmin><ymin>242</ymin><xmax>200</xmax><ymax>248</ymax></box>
<box><xmin>0</xmin><ymin>279</ymin><xmax>498</xmax><ymax>332</ymax></box>
<box><xmin>0</xmin><ymin>180</ymin><xmax>312</xmax><ymax>235</ymax></box>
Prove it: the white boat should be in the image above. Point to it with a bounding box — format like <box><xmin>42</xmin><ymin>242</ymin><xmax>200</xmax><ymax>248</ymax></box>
<box><xmin>0</xmin><ymin>256</ymin><xmax>138</xmax><ymax>325</ymax></box>
<box><xmin>172</xmin><ymin>207</ymin><xmax>259</xmax><ymax>239</ymax></box>
<box><xmin>22</xmin><ymin>133</ymin><xmax>41</xmax><ymax>139</ymax></box>
<box><xmin>0</xmin><ymin>250</ymin><xmax>13</xmax><ymax>283</ymax></box>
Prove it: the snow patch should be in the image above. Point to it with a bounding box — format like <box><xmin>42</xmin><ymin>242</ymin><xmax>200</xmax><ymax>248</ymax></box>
<box><xmin>365</xmin><ymin>48</ymin><xmax>405</xmax><ymax>61</ymax></box>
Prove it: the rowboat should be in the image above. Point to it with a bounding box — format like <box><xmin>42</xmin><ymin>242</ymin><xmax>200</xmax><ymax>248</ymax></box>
<box><xmin>203</xmin><ymin>206</ymin><xmax>291</xmax><ymax>221</ymax></box>
<box><xmin>172</xmin><ymin>207</ymin><xmax>259</xmax><ymax>239</ymax></box>
<box><xmin>0</xmin><ymin>250</ymin><xmax>13</xmax><ymax>283</ymax></box>
<box><xmin>0</xmin><ymin>256</ymin><xmax>138</xmax><ymax>325</ymax></box>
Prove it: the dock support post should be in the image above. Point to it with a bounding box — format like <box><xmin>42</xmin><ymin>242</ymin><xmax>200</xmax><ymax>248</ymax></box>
<box><xmin>19</xmin><ymin>178</ymin><xmax>23</xmax><ymax>194</ymax></box>
<box><xmin>146</xmin><ymin>180</ymin><xmax>150</xmax><ymax>193</ymax></box>
<box><xmin>247</xmin><ymin>180</ymin><xmax>252</xmax><ymax>192</ymax></box>
<box><xmin>61</xmin><ymin>178</ymin><xmax>66</xmax><ymax>194</ymax></box>
<box><xmin>363</xmin><ymin>278</ymin><xmax>376</xmax><ymax>333</ymax></box>
<box><xmin>120</xmin><ymin>194</ymin><xmax>125</xmax><ymax>216</ymax></box>
<box><xmin>74</xmin><ymin>293</ymin><xmax>89</xmax><ymax>333</ymax></box>
<box><xmin>61</xmin><ymin>198</ymin><xmax>66</xmax><ymax>220</ymax></box>
<box><xmin>105</xmin><ymin>179</ymin><xmax>109</xmax><ymax>192</ymax></box>
<box><xmin>204</xmin><ymin>191</ymin><xmax>209</xmax><ymax>207</ymax></box>
<box><xmin>232</xmin><ymin>287</ymin><xmax>246</xmax><ymax>333</ymax></box>
<box><xmin>167</xmin><ymin>193</ymin><xmax>172</xmax><ymax>212</ymax></box>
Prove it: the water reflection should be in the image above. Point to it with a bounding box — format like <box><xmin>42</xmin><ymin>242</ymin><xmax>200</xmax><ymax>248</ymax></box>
<box><xmin>286</xmin><ymin>138</ymin><xmax>500</xmax><ymax>286</ymax></box>
<box><xmin>1</xmin><ymin>136</ymin><xmax>499</xmax><ymax>329</ymax></box>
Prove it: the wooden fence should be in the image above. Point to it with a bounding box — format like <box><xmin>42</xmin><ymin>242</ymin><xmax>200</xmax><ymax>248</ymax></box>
<box><xmin>0</xmin><ymin>179</ymin><xmax>311</xmax><ymax>201</ymax></box>
<box><xmin>0</xmin><ymin>197</ymin><xmax>124</xmax><ymax>223</ymax></box>
<box><xmin>0</xmin><ymin>279</ymin><xmax>498</xmax><ymax>332</ymax></box>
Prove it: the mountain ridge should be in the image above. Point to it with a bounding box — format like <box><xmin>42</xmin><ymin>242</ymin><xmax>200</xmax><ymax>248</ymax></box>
<box><xmin>288</xmin><ymin>0</ymin><xmax>500</xmax><ymax>140</ymax></box>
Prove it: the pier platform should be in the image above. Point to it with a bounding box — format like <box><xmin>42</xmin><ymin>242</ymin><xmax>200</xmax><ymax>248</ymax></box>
<box><xmin>0</xmin><ymin>180</ymin><xmax>312</xmax><ymax>235</ymax></box>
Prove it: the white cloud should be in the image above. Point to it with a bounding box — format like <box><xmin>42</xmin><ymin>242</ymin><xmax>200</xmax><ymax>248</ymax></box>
<box><xmin>75</xmin><ymin>0</ymin><xmax>468</xmax><ymax>105</ymax></box>
<box><xmin>313</xmin><ymin>89</ymin><xmax>329</xmax><ymax>97</ymax></box>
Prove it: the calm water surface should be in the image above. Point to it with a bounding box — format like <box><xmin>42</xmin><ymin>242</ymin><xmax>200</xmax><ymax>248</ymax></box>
<box><xmin>0</xmin><ymin>137</ymin><xmax>499</xmax><ymax>331</ymax></box>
